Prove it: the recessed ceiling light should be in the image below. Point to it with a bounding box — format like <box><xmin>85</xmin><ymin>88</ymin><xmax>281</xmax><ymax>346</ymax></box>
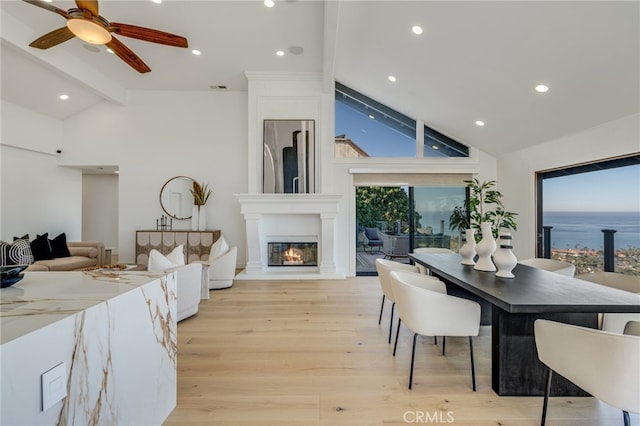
<box><xmin>475</xmin><ymin>120</ymin><xmax>485</xmax><ymax>127</ymax></box>
<box><xmin>432</xmin><ymin>145</ymin><xmax>439</xmax><ymax>150</ymax></box>
<box><xmin>368</xmin><ymin>114</ymin><xmax>375</xmax><ymax>120</ymax></box>
<box><xmin>59</xmin><ymin>94</ymin><xmax>69</xmax><ymax>100</ymax></box>
<box><xmin>388</xmin><ymin>75</ymin><xmax>397</xmax><ymax>82</ymax></box>
<box><xmin>114</xmin><ymin>170</ymin><xmax>120</xmax><ymax>174</ymax></box>
<box><xmin>276</xmin><ymin>50</ymin><xmax>285</xmax><ymax>56</ymax></box>
<box><xmin>264</xmin><ymin>0</ymin><xmax>275</xmax><ymax>7</ymax></box>
<box><xmin>288</xmin><ymin>46</ymin><xmax>304</xmax><ymax>55</ymax></box>
<box><xmin>535</xmin><ymin>84</ymin><xmax>549</xmax><ymax>93</ymax></box>
<box><xmin>151</xmin><ymin>0</ymin><xmax>162</xmax><ymax>3</ymax></box>
<box><xmin>412</xmin><ymin>25</ymin><xmax>423</xmax><ymax>35</ymax></box>
<box><xmin>192</xmin><ymin>49</ymin><xmax>201</xmax><ymax>56</ymax></box>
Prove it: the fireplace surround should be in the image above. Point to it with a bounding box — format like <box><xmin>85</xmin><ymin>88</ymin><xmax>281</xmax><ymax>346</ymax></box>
<box><xmin>235</xmin><ymin>194</ymin><xmax>344</xmax><ymax>279</ymax></box>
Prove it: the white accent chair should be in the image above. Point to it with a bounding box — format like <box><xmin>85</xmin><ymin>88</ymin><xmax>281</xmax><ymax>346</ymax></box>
<box><xmin>390</xmin><ymin>270</ymin><xmax>481</xmax><ymax>390</ymax></box>
<box><xmin>169</xmin><ymin>263</ymin><xmax>203</xmax><ymax>322</ymax></box>
<box><xmin>375</xmin><ymin>258</ymin><xmax>420</xmax><ymax>344</ymax></box>
<box><xmin>518</xmin><ymin>258</ymin><xmax>576</xmax><ymax>277</ymax></box>
<box><xmin>147</xmin><ymin>246</ymin><xmax>203</xmax><ymax>322</ymax></box>
<box><xmin>534</xmin><ymin>319</ymin><xmax>640</xmax><ymax>426</ymax></box>
<box><xmin>201</xmin><ymin>236</ymin><xmax>237</xmax><ymax>290</ymax></box>
<box><xmin>411</xmin><ymin>247</ymin><xmax>454</xmax><ymax>275</ymax></box>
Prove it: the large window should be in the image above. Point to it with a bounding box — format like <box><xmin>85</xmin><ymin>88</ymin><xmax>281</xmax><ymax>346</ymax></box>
<box><xmin>335</xmin><ymin>82</ymin><xmax>469</xmax><ymax>158</ymax></box>
<box><xmin>537</xmin><ymin>154</ymin><xmax>640</xmax><ymax>275</ymax></box>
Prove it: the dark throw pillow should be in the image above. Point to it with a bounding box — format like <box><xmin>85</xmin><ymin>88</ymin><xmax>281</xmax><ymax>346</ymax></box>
<box><xmin>0</xmin><ymin>238</ymin><xmax>34</xmax><ymax>266</ymax></box>
<box><xmin>50</xmin><ymin>233</ymin><xmax>72</xmax><ymax>258</ymax></box>
<box><xmin>31</xmin><ymin>233</ymin><xmax>53</xmax><ymax>261</ymax></box>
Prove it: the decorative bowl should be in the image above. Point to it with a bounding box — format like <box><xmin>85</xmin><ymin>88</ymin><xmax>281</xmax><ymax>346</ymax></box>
<box><xmin>1</xmin><ymin>265</ymin><xmax>29</xmax><ymax>288</ymax></box>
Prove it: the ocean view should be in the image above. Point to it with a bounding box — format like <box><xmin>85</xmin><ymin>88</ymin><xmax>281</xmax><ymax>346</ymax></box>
<box><xmin>543</xmin><ymin>211</ymin><xmax>640</xmax><ymax>250</ymax></box>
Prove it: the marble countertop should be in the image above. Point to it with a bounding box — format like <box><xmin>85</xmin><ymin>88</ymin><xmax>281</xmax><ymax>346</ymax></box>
<box><xmin>0</xmin><ymin>270</ymin><xmax>164</xmax><ymax>345</ymax></box>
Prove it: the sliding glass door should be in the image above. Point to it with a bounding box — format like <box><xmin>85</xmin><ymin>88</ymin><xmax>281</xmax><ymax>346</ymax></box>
<box><xmin>356</xmin><ymin>185</ymin><xmax>466</xmax><ymax>275</ymax></box>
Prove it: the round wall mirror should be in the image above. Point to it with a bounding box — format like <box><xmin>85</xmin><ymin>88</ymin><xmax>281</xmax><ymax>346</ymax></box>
<box><xmin>159</xmin><ymin>176</ymin><xmax>195</xmax><ymax>220</ymax></box>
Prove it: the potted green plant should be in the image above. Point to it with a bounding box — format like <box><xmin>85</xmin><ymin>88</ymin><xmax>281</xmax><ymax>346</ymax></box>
<box><xmin>449</xmin><ymin>178</ymin><xmax>518</xmax><ymax>239</ymax></box>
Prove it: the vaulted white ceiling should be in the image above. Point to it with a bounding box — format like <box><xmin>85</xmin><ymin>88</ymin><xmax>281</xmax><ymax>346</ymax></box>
<box><xmin>2</xmin><ymin>1</ymin><xmax>638</xmax><ymax>156</ymax></box>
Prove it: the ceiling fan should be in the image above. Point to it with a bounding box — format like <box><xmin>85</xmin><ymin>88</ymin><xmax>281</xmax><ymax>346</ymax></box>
<box><xmin>22</xmin><ymin>0</ymin><xmax>189</xmax><ymax>73</ymax></box>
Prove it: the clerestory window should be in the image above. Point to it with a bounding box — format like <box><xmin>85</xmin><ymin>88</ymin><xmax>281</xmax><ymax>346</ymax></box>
<box><xmin>335</xmin><ymin>82</ymin><xmax>469</xmax><ymax>158</ymax></box>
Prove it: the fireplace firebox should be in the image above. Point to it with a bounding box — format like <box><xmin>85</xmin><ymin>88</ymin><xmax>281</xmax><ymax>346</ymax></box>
<box><xmin>268</xmin><ymin>242</ymin><xmax>318</xmax><ymax>267</ymax></box>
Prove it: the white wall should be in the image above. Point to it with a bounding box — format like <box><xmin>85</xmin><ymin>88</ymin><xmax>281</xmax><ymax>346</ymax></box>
<box><xmin>82</xmin><ymin>174</ymin><xmax>119</xmax><ymax>251</ymax></box>
<box><xmin>497</xmin><ymin>113</ymin><xmax>640</xmax><ymax>259</ymax></box>
<box><xmin>0</xmin><ymin>146</ymin><xmax>83</xmax><ymax>241</ymax></box>
<box><xmin>1</xmin><ymin>101</ymin><xmax>82</xmax><ymax>241</ymax></box>
<box><xmin>2</xmin><ymin>85</ymin><xmax>500</xmax><ymax>273</ymax></box>
<box><xmin>0</xmin><ymin>101</ymin><xmax>64</xmax><ymax>155</ymax></box>
<box><xmin>60</xmin><ymin>91</ymin><xmax>248</xmax><ymax>263</ymax></box>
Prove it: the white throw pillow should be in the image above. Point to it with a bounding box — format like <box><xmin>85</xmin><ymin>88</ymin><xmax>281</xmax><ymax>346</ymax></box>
<box><xmin>208</xmin><ymin>236</ymin><xmax>229</xmax><ymax>262</ymax></box>
<box><xmin>148</xmin><ymin>245</ymin><xmax>184</xmax><ymax>273</ymax></box>
<box><xmin>166</xmin><ymin>245</ymin><xmax>185</xmax><ymax>266</ymax></box>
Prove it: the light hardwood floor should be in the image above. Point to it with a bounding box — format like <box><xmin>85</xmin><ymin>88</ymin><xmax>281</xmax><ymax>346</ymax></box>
<box><xmin>164</xmin><ymin>277</ymin><xmax>636</xmax><ymax>426</ymax></box>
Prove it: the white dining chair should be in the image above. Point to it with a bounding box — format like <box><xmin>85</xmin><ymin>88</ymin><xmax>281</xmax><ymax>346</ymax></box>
<box><xmin>534</xmin><ymin>319</ymin><xmax>640</xmax><ymax>426</ymax></box>
<box><xmin>577</xmin><ymin>272</ymin><xmax>640</xmax><ymax>334</ymax></box>
<box><xmin>390</xmin><ymin>270</ymin><xmax>481</xmax><ymax>390</ymax></box>
<box><xmin>387</xmin><ymin>269</ymin><xmax>448</xmax><ymax>357</ymax></box>
<box><xmin>375</xmin><ymin>258</ymin><xmax>420</xmax><ymax>344</ymax></box>
<box><xmin>518</xmin><ymin>258</ymin><xmax>576</xmax><ymax>277</ymax></box>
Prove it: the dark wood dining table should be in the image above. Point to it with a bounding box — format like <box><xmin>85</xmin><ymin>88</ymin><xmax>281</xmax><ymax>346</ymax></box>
<box><xmin>408</xmin><ymin>252</ymin><xmax>640</xmax><ymax>396</ymax></box>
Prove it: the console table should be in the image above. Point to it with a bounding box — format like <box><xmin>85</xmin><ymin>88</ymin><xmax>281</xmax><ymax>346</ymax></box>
<box><xmin>409</xmin><ymin>252</ymin><xmax>640</xmax><ymax>397</ymax></box>
<box><xmin>135</xmin><ymin>230</ymin><xmax>220</xmax><ymax>266</ymax></box>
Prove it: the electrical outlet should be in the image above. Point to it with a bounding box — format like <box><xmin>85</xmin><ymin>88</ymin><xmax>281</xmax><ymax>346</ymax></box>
<box><xmin>41</xmin><ymin>362</ymin><xmax>67</xmax><ymax>411</ymax></box>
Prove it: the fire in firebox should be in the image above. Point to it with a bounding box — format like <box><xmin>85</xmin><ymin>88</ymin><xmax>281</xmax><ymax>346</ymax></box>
<box><xmin>268</xmin><ymin>242</ymin><xmax>318</xmax><ymax>267</ymax></box>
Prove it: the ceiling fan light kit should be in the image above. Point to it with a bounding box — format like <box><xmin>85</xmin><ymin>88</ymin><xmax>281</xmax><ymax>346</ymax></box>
<box><xmin>23</xmin><ymin>0</ymin><xmax>189</xmax><ymax>73</ymax></box>
<box><xmin>66</xmin><ymin>11</ymin><xmax>112</xmax><ymax>44</ymax></box>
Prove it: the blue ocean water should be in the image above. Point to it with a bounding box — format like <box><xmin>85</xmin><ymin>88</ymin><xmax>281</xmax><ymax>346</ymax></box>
<box><xmin>543</xmin><ymin>211</ymin><xmax>640</xmax><ymax>250</ymax></box>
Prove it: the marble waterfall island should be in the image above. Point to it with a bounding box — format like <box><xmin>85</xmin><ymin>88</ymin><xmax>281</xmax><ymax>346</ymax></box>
<box><xmin>0</xmin><ymin>270</ymin><xmax>177</xmax><ymax>425</ymax></box>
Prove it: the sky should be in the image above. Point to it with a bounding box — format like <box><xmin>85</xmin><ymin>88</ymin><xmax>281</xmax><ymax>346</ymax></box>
<box><xmin>543</xmin><ymin>165</ymin><xmax>640</xmax><ymax>212</ymax></box>
<box><xmin>335</xmin><ymin>102</ymin><xmax>415</xmax><ymax>157</ymax></box>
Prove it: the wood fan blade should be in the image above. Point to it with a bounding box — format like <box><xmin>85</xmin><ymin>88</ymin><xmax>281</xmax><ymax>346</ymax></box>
<box><xmin>106</xmin><ymin>37</ymin><xmax>151</xmax><ymax>73</ymax></box>
<box><xmin>22</xmin><ymin>0</ymin><xmax>69</xmax><ymax>19</ymax></box>
<box><xmin>75</xmin><ymin>0</ymin><xmax>99</xmax><ymax>16</ymax></box>
<box><xmin>110</xmin><ymin>23</ymin><xmax>188</xmax><ymax>48</ymax></box>
<box><xmin>29</xmin><ymin>27</ymin><xmax>75</xmax><ymax>49</ymax></box>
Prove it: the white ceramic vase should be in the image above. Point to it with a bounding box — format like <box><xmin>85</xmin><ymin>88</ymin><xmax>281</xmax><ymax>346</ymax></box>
<box><xmin>191</xmin><ymin>205</ymin><xmax>199</xmax><ymax>231</ymax></box>
<box><xmin>474</xmin><ymin>222</ymin><xmax>497</xmax><ymax>271</ymax></box>
<box><xmin>198</xmin><ymin>205</ymin><xmax>206</xmax><ymax>231</ymax></box>
<box><xmin>494</xmin><ymin>231</ymin><xmax>517</xmax><ymax>278</ymax></box>
<box><xmin>459</xmin><ymin>229</ymin><xmax>477</xmax><ymax>265</ymax></box>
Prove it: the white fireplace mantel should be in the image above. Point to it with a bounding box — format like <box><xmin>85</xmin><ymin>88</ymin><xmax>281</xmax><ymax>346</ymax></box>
<box><xmin>235</xmin><ymin>194</ymin><xmax>344</xmax><ymax>280</ymax></box>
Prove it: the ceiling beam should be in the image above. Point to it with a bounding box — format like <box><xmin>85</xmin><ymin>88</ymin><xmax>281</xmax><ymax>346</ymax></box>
<box><xmin>322</xmin><ymin>0</ymin><xmax>340</xmax><ymax>94</ymax></box>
